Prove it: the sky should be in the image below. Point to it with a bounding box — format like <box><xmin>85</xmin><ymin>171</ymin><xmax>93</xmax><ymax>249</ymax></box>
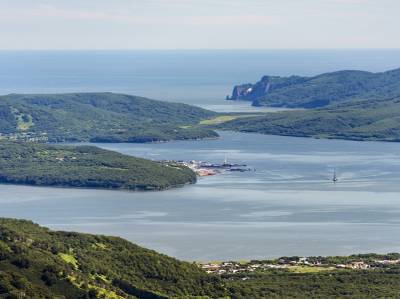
<box><xmin>0</xmin><ymin>0</ymin><xmax>399</xmax><ymax>50</ymax></box>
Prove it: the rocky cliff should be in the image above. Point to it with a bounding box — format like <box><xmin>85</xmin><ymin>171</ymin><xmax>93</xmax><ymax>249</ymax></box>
<box><xmin>226</xmin><ymin>68</ymin><xmax>400</xmax><ymax>108</ymax></box>
<box><xmin>228</xmin><ymin>76</ymin><xmax>271</xmax><ymax>101</ymax></box>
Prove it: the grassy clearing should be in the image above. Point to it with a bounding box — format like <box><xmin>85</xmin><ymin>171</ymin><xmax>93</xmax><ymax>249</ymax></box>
<box><xmin>200</xmin><ymin>115</ymin><xmax>240</xmax><ymax>125</ymax></box>
<box><xmin>287</xmin><ymin>266</ymin><xmax>335</xmax><ymax>273</ymax></box>
<box><xmin>92</xmin><ymin>242</ymin><xmax>108</xmax><ymax>250</ymax></box>
<box><xmin>200</xmin><ymin>114</ymin><xmax>261</xmax><ymax>125</ymax></box>
<box><xmin>90</xmin><ymin>285</ymin><xmax>124</xmax><ymax>299</ymax></box>
<box><xmin>12</xmin><ymin>108</ymin><xmax>34</xmax><ymax>131</ymax></box>
<box><xmin>58</xmin><ymin>253</ymin><xmax>79</xmax><ymax>269</ymax></box>
<box><xmin>70</xmin><ymin>274</ymin><xmax>123</xmax><ymax>299</ymax></box>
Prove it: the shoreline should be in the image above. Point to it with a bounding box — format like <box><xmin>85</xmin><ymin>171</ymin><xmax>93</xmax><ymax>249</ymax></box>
<box><xmin>215</xmin><ymin>129</ymin><xmax>400</xmax><ymax>144</ymax></box>
<box><xmin>0</xmin><ymin>178</ymin><xmax>196</xmax><ymax>193</ymax></box>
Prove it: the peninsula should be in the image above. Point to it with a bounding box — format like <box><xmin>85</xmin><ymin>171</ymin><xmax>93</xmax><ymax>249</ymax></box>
<box><xmin>0</xmin><ymin>142</ymin><xmax>196</xmax><ymax>191</ymax></box>
<box><xmin>0</xmin><ymin>92</ymin><xmax>218</xmax><ymax>143</ymax></box>
<box><xmin>217</xmin><ymin>67</ymin><xmax>400</xmax><ymax>142</ymax></box>
<box><xmin>216</xmin><ymin>96</ymin><xmax>400</xmax><ymax>142</ymax></box>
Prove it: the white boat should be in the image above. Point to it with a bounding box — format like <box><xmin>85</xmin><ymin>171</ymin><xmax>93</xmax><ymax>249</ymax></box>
<box><xmin>332</xmin><ymin>169</ymin><xmax>338</xmax><ymax>183</ymax></box>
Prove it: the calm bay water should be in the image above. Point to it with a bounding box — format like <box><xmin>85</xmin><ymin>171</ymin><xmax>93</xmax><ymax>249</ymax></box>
<box><xmin>2</xmin><ymin>131</ymin><xmax>400</xmax><ymax>261</ymax></box>
<box><xmin>1</xmin><ymin>50</ymin><xmax>400</xmax><ymax>260</ymax></box>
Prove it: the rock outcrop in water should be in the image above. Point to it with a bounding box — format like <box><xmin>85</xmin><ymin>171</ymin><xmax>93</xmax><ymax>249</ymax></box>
<box><xmin>228</xmin><ymin>76</ymin><xmax>271</xmax><ymax>102</ymax></box>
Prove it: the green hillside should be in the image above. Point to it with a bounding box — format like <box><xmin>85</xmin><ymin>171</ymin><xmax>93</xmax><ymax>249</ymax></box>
<box><xmin>217</xmin><ymin>96</ymin><xmax>400</xmax><ymax>142</ymax></box>
<box><xmin>226</xmin><ymin>268</ymin><xmax>400</xmax><ymax>298</ymax></box>
<box><xmin>0</xmin><ymin>142</ymin><xmax>196</xmax><ymax>191</ymax></box>
<box><xmin>2</xmin><ymin>219</ymin><xmax>400</xmax><ymax>298</ymax></box>
<box><xmin>0</xmin><ymin>218</ymin><xmax>226</xmax><ymax>298</ymax></box>
<box><xmin>228</xmin><ymin>68</ymin><xmax>400</xmax><ymax>108</ymax></box>
<box><xmin>0</xmin><ymin>93</ymin><xmax>218</xmax><ymax>143</ymax></box>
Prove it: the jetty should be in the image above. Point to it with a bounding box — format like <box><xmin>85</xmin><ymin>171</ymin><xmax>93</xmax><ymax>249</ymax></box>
<box><xmin>176</xmin><ymin>158</ymin><xmax>251</xmax><ymax>177</ymax></box>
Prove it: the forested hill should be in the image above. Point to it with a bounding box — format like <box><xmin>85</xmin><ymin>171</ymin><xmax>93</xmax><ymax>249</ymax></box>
<box><xmin>2</xmin><ymin>218</ymin><xmax>400</xmax><ymax>298</ymax></box>
<box><xmin>217</xmin><ymin>96</ymin><xmax>400</xmax><ymax>142</ymax></box>
<box><xmin>227</xmin><ymin>68</ymin><xmax>400</xmax><ymax>108</ymax></box>
<box><xmin>0</xmin><ymin>142</ymin><xmax>196</xmax><ymax>191</ymax></box>
<box><xmin>0</xmin><ymin>218</ymin><xmax>226</xmax><ymax>298</ymax></box>
<box><xmin>0</xmin><ymin>92</ymin><xmax>218</xmax><ymax>143</ymax></box>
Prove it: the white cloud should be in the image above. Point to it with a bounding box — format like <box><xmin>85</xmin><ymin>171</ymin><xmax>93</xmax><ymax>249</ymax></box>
<box><xmin>0</xmin><ymin>4</ymin><xmax>281</xmax><ymax>26</ymax></box>
<box><xmin>0</xmin><ymin>0</ymin><xmax>399</xmax><ymax>49</ymax></box>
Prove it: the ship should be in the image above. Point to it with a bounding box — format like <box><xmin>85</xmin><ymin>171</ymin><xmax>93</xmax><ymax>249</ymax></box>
<box><xmin>332</xmin><ymin>169</ymin><xmax>338</xmax><ymax>183</ymax></box>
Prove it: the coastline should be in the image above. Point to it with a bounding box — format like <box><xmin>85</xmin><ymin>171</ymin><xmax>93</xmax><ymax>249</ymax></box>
<box><xmin>215</xmin><ymin>129</ymin><xmax>400</xmax><ymax>144</ymax></box>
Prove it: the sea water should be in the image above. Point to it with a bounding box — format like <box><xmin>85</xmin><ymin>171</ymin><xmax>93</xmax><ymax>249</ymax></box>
<box><xmin>1</xmin><ymin>132</ymin><xmax>400</xmax><ymax>260</ymax></box>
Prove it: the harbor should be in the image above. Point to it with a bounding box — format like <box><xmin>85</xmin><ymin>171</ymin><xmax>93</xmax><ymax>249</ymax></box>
<box><xmin>177</xmin><ymin>157</ymin><xmax>253</xmax><ymax>177</ymax></box>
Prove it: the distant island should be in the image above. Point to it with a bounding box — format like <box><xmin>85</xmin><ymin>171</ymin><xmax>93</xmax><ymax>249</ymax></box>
<box><xmin>0</xmin><ymin>92</ymin><xmax>219</xmax><ymax>143</ymax></box>
<box><xmin>0</xmin><ymin>142</ymin><xmax>196</xmax><ymax>191</ymax></box>
<box><xmin>1</xmin><ymin>218</ymin><xmax>400</xmax><ymax>298</ymax></box>
<box><xmin>227</xmin><ymin>68</ymin><xmax>400</xmax><ymax>108</ymax></box>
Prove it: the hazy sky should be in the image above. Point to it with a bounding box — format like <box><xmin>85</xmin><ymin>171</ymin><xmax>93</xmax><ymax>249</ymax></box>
<box><xmin>0</xmin><ymin>0</ymin><xmax>399</xmax><ymax>49</ymax></box>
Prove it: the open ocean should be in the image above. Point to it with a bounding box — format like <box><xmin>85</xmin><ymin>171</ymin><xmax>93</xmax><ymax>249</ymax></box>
<box><xmin>1</xmin><ymin>49</ymin><xmax>400</xmax><ymax>111</ymax></box>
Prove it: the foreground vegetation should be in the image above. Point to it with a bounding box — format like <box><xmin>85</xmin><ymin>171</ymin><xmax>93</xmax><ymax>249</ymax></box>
<box><xmin>228</xmin><ymin>68</ymin><xmax>400</xmax><ymax>108</ymax></box>
<box><xmin>0</xmin><ymin>142</ymin><xmax>196</xmax><ymax>191</ymax></box>
<box><xmin>216</xmin><ymin>96</ymin><xmax>400</xmax><ymax>142</ymax></box>
<box><xmin>227</xmin><ymin>268</ymin><xmax>400</xmax><ymax>298</ymax></box>
<box><xmin>0</xmin><ymin>92</ymin><xmax>218</xmax><ymax>143</ymax></box>
<box><xmin>1</xmin><ymin>219</ymin><xmax>400</xmax><ymax>298</ymax></box>
<box><xmin>0</xmin><ymin>218</ymin><xmax>225</xmax><ymax>298</ymax></box>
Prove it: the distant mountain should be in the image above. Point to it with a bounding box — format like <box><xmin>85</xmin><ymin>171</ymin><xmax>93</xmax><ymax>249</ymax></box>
<box><xmin>227</xmin><ymin>68</ymin><xmax>400</xmax><ymax>108</ymax></box>
<box><xmin>218</xmin><ymin>96</ymin><xmax>400</xmax><ymax>142</ymax></box>
<box><xmin>0</xmin><ymin>142</ymin><xmax>196</xmax><ymax>191</ymax></box>
<box><xmin>0</xmin><ymin>93</ymin><xmax>218</xmax><ymax>143</ymax></box>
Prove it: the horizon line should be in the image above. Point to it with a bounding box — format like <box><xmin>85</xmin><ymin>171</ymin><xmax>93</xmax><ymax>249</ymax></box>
<box><xmin>1</xmin><ymin>48</ymin><xmax>400</xmax><ymax>52</ymax></box>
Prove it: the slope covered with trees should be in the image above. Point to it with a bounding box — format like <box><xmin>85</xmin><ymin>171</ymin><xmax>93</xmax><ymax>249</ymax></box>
<box><xmin>2</xmin><ymin>219</ymin><xmax>400</xmax><ymax>298</ymax></box>
<box><xmin>0</xmin><ymin>218</ymin><xmax>225</xmax><ymax>299</ymax></box>
<box><xmin>217</xmin><ymin>96</ymin><xmax>400</xmax><ymax>142</ymax></box>
<box><xmin>227</xmin><ymin>268</ymin><xmax>400</xmax><ymax>298</ymax></box>
<box><xmin>228</xmin><ymin>68</ymin><xmax>400</xmax><ymax>108</ymax></box>
<box><xmin>0</xmin><ymin>93</ymin><xmax>218</xmax><ymax>143</ymax></box>
<box><xmin>0</xmin><ymin>142</ymin><xmax>196</xmax><ymax>190</ymax></box>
